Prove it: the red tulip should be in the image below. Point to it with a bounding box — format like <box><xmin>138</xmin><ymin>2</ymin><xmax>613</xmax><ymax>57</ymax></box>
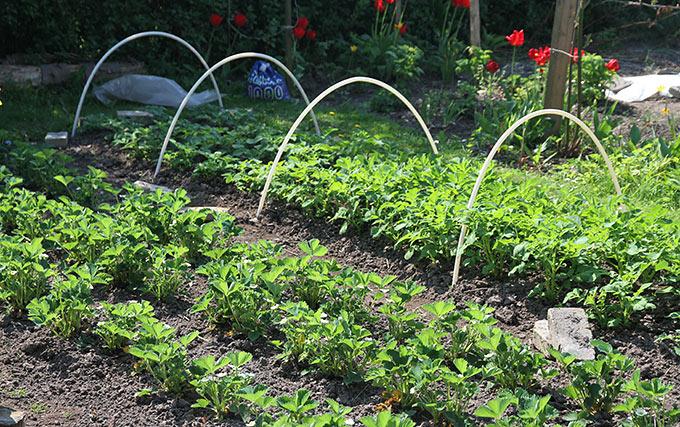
<box><xmin>374</xmin><ymin>0</ymin><xmax>386</xmax><ymax>11</ymax></box>
<box><xmin>296</xmin><ymin>17</ymin><xmax>309</xmax><ymax>30</ymax></box>
<box><xmin>505</xmin><ymin>29</ymin><xmax>524</xmax><ymax>47</ymax></box>
<box><xmin>210</xmin><ymin>14</ymin><xmax>223</xmax><ymax>27</ymax></box>
<box><xmin>606</xmin><ymin>58</ymin><xmax>620</xmax><ymax>72</ymax></box>
<box><xmin>400</xmin><ymin>23</ymin><xmax>407</xmax><ymax>35</ymax></box>
<box><xmin>306</xmin><ymin>30</ymin><xmax>317</xmax><ymax>40</ymax></box>
<box><xmin>452</xmin><ymin>0</ymin><xmax>470</xmax><ymax>8</ymax></box>
<box><xmin>570</xmin><ymin>48</ymin><xmax>584</xmax><ymax>63</ymax></box>
<box><xmin>486</xmin><ymin>59</ymin><xmax>499</xmax><ymax>73</ymax></box>
<box><xmin>234</xmin><ymin>13</ymin><xmax>246</xmax><ymax>28</ymax></box>
<box><xmin>528</xmin><ymin>46</ymin><xmax>551</xmax><ymax>66</ymax></box>
<box><xmin>293</xmin><ymin>26</ymin><xmax>305</xmax><ymax>39</ymax></box>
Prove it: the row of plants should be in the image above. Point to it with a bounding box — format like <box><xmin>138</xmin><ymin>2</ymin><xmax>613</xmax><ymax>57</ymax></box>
<box><xmin>1</xmin><ymin>144</ymin><xmax>677</xmax><ymax>425</ymax></box>
<box><xmin>88</xmin><ymin>105</ymin><xmax>680</xmax><ymax>332</ymax></box>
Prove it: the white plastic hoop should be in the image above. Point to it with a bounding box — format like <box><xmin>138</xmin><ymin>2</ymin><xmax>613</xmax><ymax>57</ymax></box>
<box><xmin>71</xmin><ymin>31</ymin><xmax>223</xmax><ymax>137</ymax></box>
<box><xmin>153</xmin><ymin>52</ymin><xmax>320</xmax><ymax>180</ymax></box>
<box><xmin>256</xmin><ymin>76</ymin><xmax>440</xmax><ymax>218</ymax></box>
<box><xmin>451</xmin><ymin>108</ymin><xmax>623</xmax><ymax>286</ymax></box>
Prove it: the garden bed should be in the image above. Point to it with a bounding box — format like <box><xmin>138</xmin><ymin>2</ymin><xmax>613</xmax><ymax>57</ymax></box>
<box><xmin>1</xmin><ymin>117</ymin><xmax>679</xmax><ymax>426</ymax></box>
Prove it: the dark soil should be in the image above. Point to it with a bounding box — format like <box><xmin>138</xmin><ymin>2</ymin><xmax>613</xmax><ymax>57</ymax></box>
<box><xmin>2</xmin><ymin>45</ymin><xmax>680</xmax><ymax>426</ymax></box>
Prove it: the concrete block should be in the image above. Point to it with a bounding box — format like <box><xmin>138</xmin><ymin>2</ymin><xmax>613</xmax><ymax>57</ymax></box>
<box><xmin>0</xmin><ymin>406</ymin><xmax>25</xmax><ymax>427</ymax></box>
<box><xmin>547</xmin><ymin>307</ymin><xmax>595</xmax><ymax>360</ymax></box>
<box><xmin>44</xmin><ymin>131</ymin><xmax>68</xmax><ymax>148</ymax></box>
<box><xmin>133</xmin><ymin>180</ymin><xmax>172</xmax><ymax>194</ymax></box>
<box><xmin>117</xmin><ymin>110</ymin><xmax>155</xmax><ymax>120</ymax></box>
<box><xmin>533</xmin><ymin>320</ymin><xmax>552</xmax><ymax>357</ymax></box>
<box><xmin>0</xmin><ymin>65</ymin><xmax>41</xmax><ymax>86</ymax></box>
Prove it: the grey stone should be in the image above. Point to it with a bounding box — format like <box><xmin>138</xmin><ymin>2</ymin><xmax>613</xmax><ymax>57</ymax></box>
<box><xmin>117</xmin><ymin>110</ymin><xmax>155</xmax><ymax>120</ymax></box>
<box><xmin>607</xmin><ymin>75</ymin><xmax>632</xmax><ymax>93</ymax></box>
<box><xmin>547</xmin><ymin>307</ymin><xmax>595</xmax><ymax>360</ymax></box>
<box><xmin>133</xmin><ymin>180</ymin><xmax>173</xmax><ymax>194</ymax></box>
<box><xmin>0</xmin><ymin>406</ymin><xmax>25</xmax><ymax>427</ymax></box>
<box><xmin>669</xmin><ymin>86</ymin><xmax>680</xmax><ymax>99</ymax></box>
<box><xmin>44</xmin><ymin>131</ymin><xmax>68</xmax><ymax>148</ymax></box>
<box><xmin>533</xmin><ymin>320</ymin><xmax>552</xmax><ymax>357</ymax></box>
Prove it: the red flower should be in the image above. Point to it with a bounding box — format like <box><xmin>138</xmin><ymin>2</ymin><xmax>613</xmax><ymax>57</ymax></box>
<box><xmin>452</xmin><ymin>0</ymin><xmax>470</xmax><ymax>8</ymax></box>
<box><xmin>293</xmin><ymin>26</ymin><xmax>306</xmax><ymax>39</ymax></box>
<box><xmin>210</xmin><ymin>14</ymin><xmax>223</xmax><ymax>27</ymax></box>
<box><xmin>386</xmin><ymin>0</ymin><xmax>395</xmax><ymax>3</ymax></box>
<box><xmin>306</xmin><ymin>30</ymin><xmax>317</xmax><ymax>40</ymax></box>
<box><xmin>296</xmin><ymin>17</ymin><xmax>309</xmax><ymax>30</ymax></box>
<box><xmin>505</xmin><ymin>29</ymin><xmax>524</xmax><ymax>47</ymax></box>
<box><xmin>374</xmin><ymin>0</ymin><xmax>386</xmax><ymax>11</ymax></box>
<box><xmin>486</xmin><ymin>59</ymin><xmax>499</xmax><ymax>73</ymax></box>
<box><xmin>234</xmin><ymin>13</ymin><xmax>246</xmax><ymax>27</ymax></box>
<box><xmin>570</xmin><ymin>48</ymin><xmax>583</xmax><ymax>63</ymax></box>
<box><xmin>528</xmin><ymin>46</ymin><xmax>551</xmax><ymax>66</ymax></box>
<box><xmin>400</xmin><ymin>23</ymin><xmax>407</xmax><ymax>35</ymax></box>
<box><xmin>605</xmin><ymin>58</ymin><xmax>620</xmax><ymax>72</ymax></box>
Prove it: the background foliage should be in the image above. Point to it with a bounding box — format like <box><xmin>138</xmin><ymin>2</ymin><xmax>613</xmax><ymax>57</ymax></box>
<box><xmin>1</xmin><ymin>0</ymin><xmax>678</xmax><ymax>70</ymax></box>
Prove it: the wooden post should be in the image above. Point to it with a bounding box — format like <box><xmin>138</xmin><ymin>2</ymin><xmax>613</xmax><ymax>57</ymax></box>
<box><xmin>284</xmin><ymin>0</ymin><xmax>293</xmax><ymax>87</ymax></box>
<box><xmin>469</xmin><ymin>0</ymin><xmax>481</xmax><ymax>47</ymax></box>
<box><xmin>544</xmin><ymin>0</ymin><xmax>579</xmax><ymax>131</ymax></box>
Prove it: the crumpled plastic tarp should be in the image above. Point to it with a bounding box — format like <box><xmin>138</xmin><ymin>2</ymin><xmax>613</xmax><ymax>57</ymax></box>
<box><xmin>93</xmin><ymin>74</ymin><xmax>221</xmax><ymax>107</ymax></box>
<box><xmin>606</xmin><ymin>74</ymin><xmax>680</xmax><ymax>102</ymax></box>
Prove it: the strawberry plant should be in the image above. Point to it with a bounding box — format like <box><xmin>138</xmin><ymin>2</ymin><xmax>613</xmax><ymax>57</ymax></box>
<box><xmin>94</xmin><ymin>300</ymin><xmax>156</xmax><ymax>350</ymax></box>
<box><xmin>143</xmin><ymin>244</ymin><xmax>189</xmax><ymax>301</ymax></box>
<box><xmin>189</xmin><ymin>351</ymin><xmax>253</xmax><ymax>419</ymax></box>
<box><xmin>614</xmin><ymin>370</ymin><xmax>680</xmax><ymax>427</ymax></box>
<box><xmin>0</xmin><ymin>237</ymin><xmax>52</xmax><ymax>312</ymax></box>
<box><xmin>377</xmin><ymin>279</ymin><xmax>425</xmax><ymax>342</ymax></box>
<box><xmin>27</xmin><ymin>271</ymin><xmax>94</xmax><ymax>337</ymax></box>
<box><xmin>128</xmin><ymin>318</ymin><xmax>199</xmax><ymax>395</ymax></box>
<box><xmin>192</xmin><ymin>262</ymin><xmax>277</xmax><ymax>339</ymax></box>
<box><xmin>550</xmin><ymin>339</ymin><xmax>635</xmax><ymax>418</ymax></box>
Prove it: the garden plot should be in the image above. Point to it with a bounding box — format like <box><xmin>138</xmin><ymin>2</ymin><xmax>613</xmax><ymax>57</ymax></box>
<box><xmin>1</xmin><ymin>104</ymin><xmax>679</xmax><ymax>427</ymax></box>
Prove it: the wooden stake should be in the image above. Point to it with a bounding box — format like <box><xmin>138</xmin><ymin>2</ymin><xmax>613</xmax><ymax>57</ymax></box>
<box><xmin>544</xmin><ymin>0</ymin><xmax>579</xmax><ymax>131</ymax></box>
<box><xmin>284</xmin><ymin>0</ymin><xmax>293</xmax><ymax>88</ymax></box>
<box><xmin>469</xmin><ymin>0</ymin><xmax>481</xmax><ymax>47</ymax></box>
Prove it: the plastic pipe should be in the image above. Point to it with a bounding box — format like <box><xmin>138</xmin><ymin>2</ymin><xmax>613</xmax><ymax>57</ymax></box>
<box><xmin>153</xmin><ymin>52</ymin><xmax>320</xmax><ymax>180</ymax></box>
<box><xmin>256</xmin><ymin>76</ymin><xmax>439</xmax><ymax>218</ymax></box>
<box><xmin>451</xmin><ymin>108</ymin><xmax>623</xmax><ymax>286</ymax></box>
<box><xmin>71</xmin><ymin>31</ymin><xmax>223</xmax><ymax>137</ymax></box>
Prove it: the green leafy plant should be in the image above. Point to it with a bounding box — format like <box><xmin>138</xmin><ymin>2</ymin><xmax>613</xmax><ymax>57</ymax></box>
<box><xmin>0</xmin><ymin>237</ymin><xmax>53</xmax><ymax>312</ymax></box>
<box><xmin>614</xmin><ymin>370</ymin><xmax>680</xmax><ymax>427</ymax></box>
<box><xmin>549</xmin><ymin>339</ymin><xmax>635</xmax><ymax>418</ymax></box>
<box><xmin>128</xmin><ymin>318</ymin><xmax>199</xmax><ymax>395</ymax></box>
<box><xmin>143</xmin><ymin>244</ymin><xmax>189</xmax><ymax>301</ymax></box>
<box><xmin>27</xmin><ymin>272</ymin><xmax>94</xmax><ymax>337</ymax></box>
<box><xmin>189</xmin><ymin>351</ymin><xmax>253</xmax><ymax>419</ymax></box>
<box><xmin>94</xmin><ymin>300</ymin><xmax>155</xmax><ymax>350</ymax></box>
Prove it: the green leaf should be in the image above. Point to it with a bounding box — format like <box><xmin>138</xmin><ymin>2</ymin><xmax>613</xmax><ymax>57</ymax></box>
<box><xmin>474</xmin><ymin>396</ymin><xmax>514</xmax><ymax>419</ymax></box>
<box><xmin>299</xmin><ymin>239</ymin><xmax>328</xmax><ymax>257</ymax></box>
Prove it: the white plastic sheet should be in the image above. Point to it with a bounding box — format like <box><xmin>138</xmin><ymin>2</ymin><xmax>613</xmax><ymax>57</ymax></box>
<box><xmin>606</xmin><ymin>74</ymin><xmax>680</xmax><ymax>102</ymax></box>
<box><xmin>93</xmin><ymin>74</ymin><xmax>221</xmax><ymax>107</ymax></box>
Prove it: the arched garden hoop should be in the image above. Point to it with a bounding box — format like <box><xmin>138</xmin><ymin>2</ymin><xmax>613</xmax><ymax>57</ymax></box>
<box><xmin>153</xmin><ymin>52</ymin><xmax>320</xmax><ymax>180</ymax></box>
<box><xmin>71</xmin><ymin>31</ymin><xmax>223</xmax><ymax>137</ymax></box>
<box><xmin>451</xmin><ymin>108</ymin><xmax>623</xmax><ymax>286</ymax></box>
<box><xmin>256</xmin><ymin>76</ymin><xmax>439</xmax><ymax>218</ymax></box>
